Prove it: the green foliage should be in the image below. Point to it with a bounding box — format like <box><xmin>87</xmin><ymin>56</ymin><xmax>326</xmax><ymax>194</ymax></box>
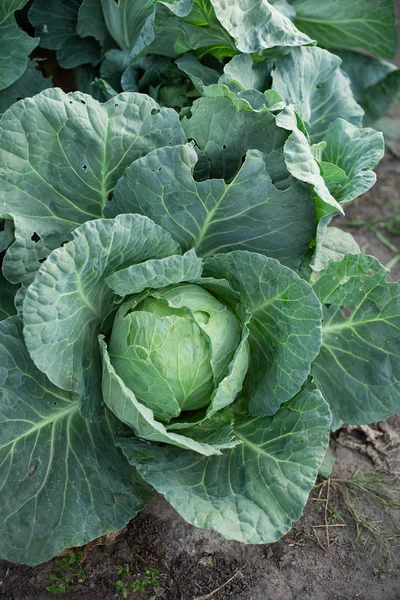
<box><xmin>42</xmin><ymin>551</ymin><xmax>87</xmax><ymax>594</ymax></box>
<box><xmin>0</xmin><ymin>0</ymin><xmax>399</xmax><ymax>570</ymax></box>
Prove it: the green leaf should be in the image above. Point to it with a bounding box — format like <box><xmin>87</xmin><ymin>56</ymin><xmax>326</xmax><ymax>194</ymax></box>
<box><xmin>210</xmin><ymin>0</ymin><xmax>313</xmax><ymax>52</ymax></box>
<box><xmin>272</xmin><ymin>46</ymin><xmax>364</xmax><ymax>142</ymax></box>
<box><xmin>73</xmin><ymin>65</ymin><xmax>106</xmax><ymax>102</ymax></box>
<box><xmin>100</xmin><ymin>336</ymin><xmax>239</xmax><ymax>455</ymax></box>
<box><xmin>319</xmin><ymin>162</ymin><xmax>349</xmax><ymax>199</ymax></box>
<box><xmin>77</xmin><ymin>0</ymin><xmax>109</xmax><ymax>45</ymax></box>
<box><xmin>205</xmin><ymin>318</ymin><xmax>250</xmax><ymax>418</ymax></box>
<box><xmin>275</xmin><ymin>107</ymin><xmax>343</xmax><ymax>219</ymax></box>
<box><xmin>146</xmin><ymin>2</ymin><xmax>237</xmax><ymax>58</ymax></box>
<box><xmin>270</xmin><ymin>0</ymin><xmax>296</xmax><ymax>18</ymax></box>
<box><xmin>204</xmin><ymin>251</ymin><xmax>322</xmax><ymax>415</ymax></box>
<box><xmin>107</xmin><ymin>143</ymin><xmax>316</xmax><ymax>271</ymax></box>
<box><xmin>0</xmin><ymin>219</ymin><xmax>13</xmax><ymax>253</ymax></box>
<box><xmin>311</xmin><ymin>254</ymin><xmax>400</xmax><ymax>426</ymax></box>
<box><xmin>106</xmin><ymin>249</ymin><xmax>203</xmax><ymax>296</ymax></box>
<box><xmin>336</xmin><ymin>50</ymin><xmax>400</xmax><ymax>126</ymax></box>
<box><xmin>0</xmin><ymin>317</ymin><xmax>153</xmax><ymax>566</ymax></box>
<box><xmin>218</xmin><ymin>54</ymin><xmax>273</xmax><ymax>94</ymax></box>
<box><xmin>100</xmin><ymin>48</ymin><xmax>131</xmax><ymax>91</ymax></box>
<box><xmin>100</xmin><ymin>0</ymin><xmax>192</xmax><ymax>52</ymax></box>
<box><xmin>175</xmin><ymin>52</ymin><xmax>220</xmax><ymax>92</ymax></box>
<box><xmin>322</xmin><ymin>119</ymin><xmax>385</xmax><ymax>204</ymax></box>
<box><xmin>0</xmin><ymin>273</ymin><xmax>18</xmax><ymax>321</ymax></box>
<box><xmin>0</xmin><ymin>0</ymin><xmax>39</xmax><ymax>90</ymax></box>
<box><xmin>0</xmin><ymin>88</ymin><xmax>185</xmax><ymax>285</ymax></box>
<box><xmin>0</xmin><ymin>60</ymin><xmax>49</xmax><ymax>114</ymax></box>
<box><xmin>118</xmin><ymin>382</ymin><xmax>331</xmax><ymax>544</ymax></box>
<box><xmin>183</xmin><ymin>84</ymin><xmax>295</xmax><ymax>180</ymax></box>
<box><xmin>311</xmin><ymin>227</ymin><xmax>361</xmax><ymax>273</ymax></box>
<box><xmin>23</xmin><ymin>214</ymin><xmax>179</xmax><ymax>421</ymax></box>
<box><xmin>29</xmin><ymin>0</ymin><xmax>101</xmax><ymax>69</ymax></box>
<box><xmin>291</xmin><ymin>0</ymin><xmax>398</xmax><ymax>59</ymax></box>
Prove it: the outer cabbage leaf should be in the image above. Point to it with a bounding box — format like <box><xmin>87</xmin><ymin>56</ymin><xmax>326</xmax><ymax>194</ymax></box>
<box><xmin>336</xmin><ymin>50</ymin><xmax>400</xmax><ymax>126</ymax></box>
<box><xmin>291</xmin><ymin>0</ymin><xmax>398</xmax><ymax>59</ymax></box>
<box><xmin>0</xmin><ymin>219</ymin><xmax>14</xmax><ymax>253</ymax></box>
<box><xmin>182</xmin><ymin>84</ymin><xmax>292</xmax><ymax>181</ymax></box>
<box><xmin>275</xmin><ymin>107</ymin><xmax>343</xmax><ymax>219</ymax></box>
<box><xmin>210</xmin><ymin>0</ymin><xmax>313</xmax><ymax>52</ymax></box>
<box><xmin>204</xmin><ymin>251</ymin><xmax>322</xmax><ymax>415</ymax></box>
<box><xmin>100</xmin><ymin>0</ymin><xmax>192</xmax><ymax>53</ymax></box>
<box><xmin>0</xmin><ymin>0</ymin><xmax>39</xmax><ymax>90</ymax></box>
<box><xmin>107</xmin><ymin>143</ymin><xmax>316</xmax><ymax>270</ymax></box>
<box><xmin>175</xmin><ymin>52</ymin><xmax>220</xmax><ymax>93</ymax></box>
<box><xmin>105</xmin><ymin>249</ymin><xmax>202</xmax><ymax>296</ymax></box>
<box><xmin>311</xmin><ymin>255</ymin><xmax>400</xmax><ymax>427</ymax></box>
<box><xmin>272</xmin><ymin>46</ymin><xmax>364</xmax><ymax>143</ymax></box>
<box><xmin>0</xmin><ymin>274</ymin><xmax>18</xmax><ymax>321</ymax></box>
<box><xmin>322</xmin><ymin>119</ymin><xmax>385</xmax><ymax>204</ymax></box>
<box><xmin>0</xmin><ymin>60</ymin><xmax>49</xmax><ymax>114</ymax></box>
<box><xmin>311</xmin><ymin>227</ymin><xmax>361</xmax><ymax>273</ymax></box>
<box><xmin>23</xmin><ymin>215</ymin><xmax>180</xmax><ymax>421</ymax></box>
<box><xmin>218</xmin><ymin>54</ymin><xmax>273</xmax><ymax>94</ymax></box>
<box><xmin>28</xmin><ymin>0</ymin><xmax>101</xmax><ymax>69</ymax></box>
<box><xmin>0</xmin><ymin>88</ymin><xmax>184</xmax><ymax>285</ymax></box>
<box><xmin>0</xmin><ymin>317</ymin><xmax>153</xmax><ymax>566</ymax></box>
<box><xmin>77</xmin><ymin>0</ymin><xmax>109</xmax><ymax>45</ymax></box>
<box><xmin>145</xmin><ymin>2</ymin><xmax>237</xmax><ymax>58</ymax></box>
<box><xmin>118</xmin><ymin>382</ymin><xmax>331</xmax><ymax>544</ymax></box>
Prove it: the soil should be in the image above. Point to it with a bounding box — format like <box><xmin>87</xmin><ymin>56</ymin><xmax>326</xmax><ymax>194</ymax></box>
<box><xmin>1</xmin><ymin>6</ymin><xmax>400</xmax><ymax>600</ymax></box>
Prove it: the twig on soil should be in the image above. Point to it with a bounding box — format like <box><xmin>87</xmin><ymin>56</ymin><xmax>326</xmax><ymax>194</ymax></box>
<box><xmin>325</xmin><ymin>477</ymin><xmax>331</xmax><ymax>547</ymax></box>
<box><xmin>312</xmin><ymin>478</ymin><xmax>346</xmax><ymax>550</ymax></box>
<box><xmin>192</xmin><ymin>569</ymin><xmax>242</xmax><ymax>600</ymax></box>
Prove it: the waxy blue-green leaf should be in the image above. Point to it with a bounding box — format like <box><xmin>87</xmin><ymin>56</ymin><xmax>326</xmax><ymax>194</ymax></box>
<box><xmin>147</xmin><ymin>2</ymin><xmax>236</xmax><ymax>59</ymax></box>
<box><xmin>322</xmin><ymin>119</ymin><xmax>385</xmax><ymax>204</ymax></box>
<box><xmin>0</xmin><ymin>219</ymin><xmax>13</xmax><ymax>253</ymax></box>
<box><xmin>272</xmin><ymin>46</ymin><xmax>364</xmax><ymax>143</ymax></box>
<box><xmin>107</xmin><ymin>143</ymin><xmax>316</xmax><ymax>271</ymax></box>
<box><xmin>118</xmin><ymin>382</ymin><xmax>331</xmax><ymax>544</ymax></box>
<box><xmin>183</xmin><ymin>84</ymin><xmax>292</xmax><ymax>181</ymax></box>
<box><xmin>0</xmin><ymin>88</ymin><xmax>185</xmax><ymax>285</ymax></box>
<box><xmin>275</xmin><ymin>107</ymin><xmax>343</xmax><ymax>219</ymax></box>
<box><xmin>311</xmin><ymin>254</ymin><xmax>400</xmax><ymax>427</ymax></box>
<box><xmin>218</xmin><ymin>54</ymin><xmax>273</xmax><ymax>95</ymax></box>
<box><xmin>100</xmin><ymin>336</ymin><xmax>239</xmax><ymax>455</ymax></box>
<box><xmin>106</xmin><ymin>249</ymin><xmax>203</xmax><ymax>297</ymax></box>
<box><xmin>204</xmin><ymin>252</ymin><xmax>322</xmax><ymax>415</ymax></box>
<box><xmin>29</xmin><ymin>0</ymin><xmax>101</xmax><ymax>69</ymax></box>
<box><xmin>291</xmin><ymin>0</ymin><xmax>398</xmax><ymax>59</ymax></box>
<box><xmin>0</xmin><ymin>274</ymin><xmax>18</xmax><ymax>321</ymax></box>
<box><xmin>23</xmin><ymin>215</ymin><xmax>180</xmax><ymax>421</ymax></box>
<box><xmin>100</xmin><ymin>0</ymin><xmax>192</xmax><ymax>53</ymax></box>
<box><xmin>0</xmin><ymin>0</ymin><xmax>39</xmax><ymax>90</ymax></box>
<box><xmin>0</xmin><ymin>317</ymin><xmax>153</xmax><ymax>566</ymax></box>
<box><xmin>311</xmin><ymin>227</ymin><xmax>361</xmax><ymax>274</ymax></box>
<box><xmin>77</xmin><ymin>0</ymin><xmax>109</xmax><ymax>45</ymax></box>
<box><xmin>336</xmin><ymin>50</ymin><xmax>400</xmax><ymax>126</ymax></box>
<box><xmin>175</xmin><ymin>52</ymin><xmax>220</xmax><ymax>92</ymax></box>
<box><xmin>0</xmin><ymin>60</ymin><xmax>49</xmax><ymax>114</ymax></box>
<box><xmin>210</xmin><ymin>0</ymin><xmax>313</xmax><ymax>52</ymax></box>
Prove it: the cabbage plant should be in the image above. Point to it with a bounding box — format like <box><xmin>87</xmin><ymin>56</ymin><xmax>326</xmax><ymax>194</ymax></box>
<box><xmin>0</xmin><ymin>84</ymin><xmax>399</xmax><ymax>566</ymax></box>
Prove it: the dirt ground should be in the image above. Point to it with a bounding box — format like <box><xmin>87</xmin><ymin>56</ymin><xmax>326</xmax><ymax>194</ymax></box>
<box><xmin>1</xmin><ymin>7</ymin><xmax>400</xmax><ymax>600</ymax></box>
